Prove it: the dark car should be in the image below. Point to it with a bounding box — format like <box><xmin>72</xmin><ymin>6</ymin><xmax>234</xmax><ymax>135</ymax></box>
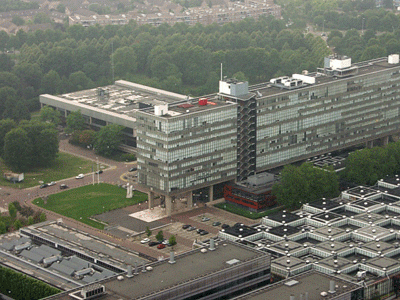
<box><xmin>39</xmin><ymin>183</ymin><xmax>48</xmax><ymax>189</ymax></box>
<box><xmin>221</xmin><ymin>224</ymin><xmax>230</xmax><ymax>229</ymax></box>
<box><xmin>199</xmin><ymin>230</ymin><xmax>209</xmax><ymax>235</ymax></box>
<box><xmin>60</xmin><ymin>184</ymin><xmax>69</xmax><ymax>190</ymax></box>
<box><xmin>182</xmin><ymin>224</ymin><xmax>191</xmax><ymax>229</ymax></box>
<box><xmin>95</xmin><ymin>170</ymin><xmax>103</xmax><ymax>174</ymax></box>
<box><xmin>129</xmin><ymin>167</ymin><xmax>137</xmax><ymax>172</ymax></box>
<box><xmin>157</xmin><ymin>243</ymin><xmax>166</xmax><ymax>249</ymax></box>
<box><xmin>196</xmin><ymin>228</ymin><xmax>204</xmax><ymax>234</ymax></box>
<box><xmin>148</xmin><ymin>241</ymin><xmax>160</xmax><ymax>247</ymax></box>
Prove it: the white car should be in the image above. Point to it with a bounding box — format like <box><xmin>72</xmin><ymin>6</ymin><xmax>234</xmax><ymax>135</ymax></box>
<box><xmin>48</xmin><ymin>181</ymin><xmax>56</xmax><ymax>186</ymax></box>
<box><xmin>140</xmin><ymin>238</ymin><xmax>150</xmax><ymax>244</ymax></box>
<box><xmin>76</xmin><ymin>174</ymin><xmax>84</xmax><ymax>179</ymax></box>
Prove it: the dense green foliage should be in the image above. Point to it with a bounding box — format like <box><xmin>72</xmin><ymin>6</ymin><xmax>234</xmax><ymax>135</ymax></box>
<box><xmin>2</xmin><ymin>120</ymin><xmax>59</xmax><ymax>172</ymax></box>
<box><xmin>0</xmin><ymin>265</ymin><xmax>59</xmax><ymax>300</ymax></box>
<box><xmin>0</xmin><ymin>0</ymin><xmax>39</xmax><ymax>12</ymax></box>
<box><xmin>34</xmin><ymin>183</ymin><xmax>148</xmax><ymax>229</ymax></box>
<box><xmin>94</xmin><ymin>124</ymin><xmax>124</xmax><ymax>157</ymax></box>
<box><xmin>344</xmin><ymin>141</ymin><xmax>400</xmax><ymax>185</ymax></box>
<box><xmin>272</xmin><ymin>163</ymin><xmax>339</xmax><ymax>210</ymax></box>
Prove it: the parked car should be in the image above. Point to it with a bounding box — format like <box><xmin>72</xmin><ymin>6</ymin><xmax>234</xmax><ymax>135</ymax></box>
<box><xmin>149</xmin><ymin>241</ymin><xmax>160</xmax><ymax>247</ymax></box>
<box><xmin>199</xmin><ymin>230</ymin><xmax>209</xmax><ymax>235</ymax></box>
<box><xmin>221</xmin><ymin>224</ymin><xmax>230</xmax><ymax>229</ymax></box>
<box><xmin>157</xmin><ymin>243</ymin><xmax>166</xmax><ymax>249</ymax></box>
<box><xmin>140</xmin><ymin>238</ymin><xmax>150</xmax><ymax>244</ymax></box>
<box><xmin>76</xmin><ymin>174</ymin><xmax>84</xmax><ymax>179</ymax></box>
<box><xmin>196</xmin><ymin>228</ymin><xmax>203</xmax><ymax>234</ymax></box>
<box><xmin>48</xmin><ymin>181</ymin><xmax>56</xmax><ymax>186</ymax></box>
<box><xmin>95</xmin><ymin>170</ymin><xmax>103</xmax><ymax>174</ymax></box>
<box><xmin>60</xmin><ymin>184</ymin><xmax>69</xmax><ymax>190</ymax></box>
<box><xmin>39</xmin><ymin>183</ymin><xmax>48</xmax><ymax>189</ymax></box>
<box><xmin>182</xmin><ymin>224</ymin><xmax>191</xmax><ymax>230</ymax></box>
<box><xmin>201</xmin><ymin>217</ymin><xmax>210</xmax><ymax>222</ymax></box>
<box><xmin>212</xmin><ymin>221</ymin><xmax>221</xmax><ymax>226</ymax></box>
<box><xmin>129</xmin><ymin>167</ymin><xmax>137</xmax><ymax>172</ymax></box>
<box><xmin>187</xmin><ymin>226</ymin><xmax>196</xmax><ymax>231</ymax></box>
<box><xmin>162</xmin><ymin>240</ymin><xmax>170</xmax><ymax>246</ymax></box>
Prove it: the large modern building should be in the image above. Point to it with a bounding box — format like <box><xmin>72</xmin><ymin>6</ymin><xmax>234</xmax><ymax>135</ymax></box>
<box><xmin>43</xmin><ymin>239</ymin><xmax>271</xmax><ymax>300</ymax></box>
<box><xmin>218</xmin><ymin>176</ymin><xmax>400</xmax><ymax>299</ymax></box>
<box><xmin>40</xmin><ymin>54</ymin><xmax>400</xmax><ymax>215</ymax></box>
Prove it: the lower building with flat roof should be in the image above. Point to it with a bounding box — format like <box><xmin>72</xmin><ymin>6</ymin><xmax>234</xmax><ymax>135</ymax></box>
<box><xmin>232</xmin><ymin>270</ymin><xmax>363</xmax><ymax>300</ymax></box>
<box><xmin>43</xmin><ymin>240</ymin><xmax>271</xmax><ymax>300</ymax></box>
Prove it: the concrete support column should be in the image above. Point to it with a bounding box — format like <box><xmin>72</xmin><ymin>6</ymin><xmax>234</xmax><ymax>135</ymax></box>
<box><xmin>89</xmin><ymin>116</ymin><xmax>92</xmax><ymax>124</ymax></box>
<box><xmin>209</xmin><ymin>185</ymin><xmax>214</xmax><ymax>202</ymax></box>
<box><xmin>187</xmin><ymin>192</ymin><xmax>193</xmax><ymax>208</ymax></box>
<box><xmin>148</xmin><ymin>191</ymin><xmax>154</xmax><ymax>209</ymax></box>
<box><xmin>165</xmin><ymin>196</ymin><xmax>172</xmax><ymax>216</ymax></box>
<box><xmin>366</xmin><ymin>140</ymin><xmax>374</xmax><ymax>148</ymax></box>
<box><xmin>383</xmin><ymin>136</ymin><xmax>389</xmax><ymax>146</ymax></box>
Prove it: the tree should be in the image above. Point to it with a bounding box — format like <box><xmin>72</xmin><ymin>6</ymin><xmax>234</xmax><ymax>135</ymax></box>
<box><xmin>34</xmin><ymin>128</ymin><xmax>59</xmax><ymax>167</ymax></box>
<box><xmin>41</xmin><ymin>70</ymin><xmax>62</xmax><ymax>95</ymax></box>
<box><xmin>112</xmin><ymin>46</ymin><xmax>138</xmax><ymax>77</ymax></box>
<box><xmin>168</xmin><ymin>235</ymin><xmax>177</xmax><ymax>246</ymax></box>
<box><xmin>11</xmin><ymin>16</ymin><xmax>24</xmax><ymax>26</ymax></box>
<box><xmin>4</xmin><ymin>128</ymin><xmax>31</xmax><ymax>172</ymax></box>
<box><xmin>272</xmin><ymin>162</ymin><xmax>339</xmax><ymax>210</ymax></box>
<box><xmin>39</xmin><ymin>106</ymin><xmax>61</xmax><ymax>125</ymax></box>
<box><xmin>155</xmin><ymin>230</ymin><xmax>164</xmax><ymax>242</ymax></box>
<box><xmin>8</xmin><ymin>203</ymin><xmax>17</xmax><ymax>219</ymax></box>
<box><xmin>145</xmin><ymin>226</ymin><xmax>152</xmax><ymax>237</ymax></box>
<box><xmin>94</xmin><ymin>124</ymin><xmax>124</xmax><ymax>157</ymax></box>
<box><xmin>0</xmin><ymin>119</ymin><xmax>16</xmax><ymax>157</ymax></box>
<box><xmin>66</xmin><ymin>110</ymin><xmax>85</xmax><ymax>133</ymax></box>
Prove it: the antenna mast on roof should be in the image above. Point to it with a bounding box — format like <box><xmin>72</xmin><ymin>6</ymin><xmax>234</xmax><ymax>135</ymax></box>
<box><xmin>220</xmin><ymin>63</ymin><xmax>223</xmax><ymax>81</ymax></box>
<box><xmin>111</xmin><ymin>41</ymin><xmax>115</xmax><ymax>84</ymax></box>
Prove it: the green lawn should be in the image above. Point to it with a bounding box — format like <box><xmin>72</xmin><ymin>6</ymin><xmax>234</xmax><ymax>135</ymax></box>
<box><xmin>34</xmin><ymin>183</ymin><xmax>148</xmax><ymax>229</ymax></box>
<box><xmin>0</xmin><ymin>152</ymin><xmax>96</xmax><ymax>188</ymax></box>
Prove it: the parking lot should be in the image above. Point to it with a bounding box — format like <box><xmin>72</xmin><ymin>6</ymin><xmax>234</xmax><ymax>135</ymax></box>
<box><xmin>131</xmin><ymin>208</ymin><xmax>254</xmax><ymax>255</ymax></box>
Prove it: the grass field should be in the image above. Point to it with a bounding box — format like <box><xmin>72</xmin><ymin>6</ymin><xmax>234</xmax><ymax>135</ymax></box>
<box><xmin>0</xmin><ymin>152</ymin><xmax>97</xmax><ymax>189</ymax></box>
<box><xmin>34</xmin><ymin>183</ymin><xmax>148</xmax><ymax>229</ymax></box>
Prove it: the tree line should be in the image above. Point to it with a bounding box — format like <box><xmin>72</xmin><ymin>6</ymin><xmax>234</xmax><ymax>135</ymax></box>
<box><xmin>0</xmin><ymin>265</ymin><xmax>59</xmax><ymax>300</ymax></box>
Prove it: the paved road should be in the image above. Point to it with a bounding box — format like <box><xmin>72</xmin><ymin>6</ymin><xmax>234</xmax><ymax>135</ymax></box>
<box><xmin>0</xmin><ymin>138</ymin><xmax>255</xmax><ymax>259</ymax></box>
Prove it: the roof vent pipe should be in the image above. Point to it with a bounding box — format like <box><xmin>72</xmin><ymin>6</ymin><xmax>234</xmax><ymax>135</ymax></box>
<box><xmin>134</xmin><ymin>262</ymin><xmax>139</xmax><ymax>275</ymax></box>
<box><xmin>209</xmin><ymin>238</ymin><xmax>215</xmax><ymax>251</ymax></box>
<box><xmin>126</xmin><ymin>265</ymin><xmax>133</xmax><ymax>278</ymax></box>
<box><xmin>329</xmin><ymin>280</ymin><xmax>336</xmax><ymax>293</ymax></box>
<box><xmin>142</xmin><ymin>261</ymin><xmax>146</xmax><ymax>273</ymax></box>
<box><xmin>169</xmin><ymin>251</ymin><xmax>176</xmax><ymax>264</ymax></box>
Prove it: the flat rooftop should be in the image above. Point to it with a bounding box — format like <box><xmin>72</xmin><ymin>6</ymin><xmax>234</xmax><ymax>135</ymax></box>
<box><xmin>254</xmin><ymin>57</ymin><xmax>400</xmax><ymax>98</ymax></box>
<box><xmin>42</xmin><ymin>80</ymin><xmax>188</xmax><ymax>119</ymax></box>
<box><xmin>51</xmin><ymin>242</ymin><xmax>268</xmax><ymax>300</ymax></box>
<box><xmin>138</xmin><ymin>95</ymin><xmax>237</xmax><ymax>118</ymax></box>
<box><xmin>234</xmin><ymin>270</ymin><xmax>361</xmax><ymax>300</ymax></box>
<box><xmin>21</xmin><ymin>221</ymin><xmax>148</xmax><ymax>269</ymax></box>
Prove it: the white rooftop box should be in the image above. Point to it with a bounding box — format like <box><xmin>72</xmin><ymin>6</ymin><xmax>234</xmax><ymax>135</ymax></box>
<box><xmin>154</xmin><ymin>103</ymin><xmax>168</xmax><ymax>116</ymax></box>
<box><xmin>388</xmin><ymin>54</ymin><xmax>399</xmax><ymax>64</ymax></box>
<box><xmin>219</xmin><ymin>79</ymin><xmax>248</xmax><ymax>97</ymax></box>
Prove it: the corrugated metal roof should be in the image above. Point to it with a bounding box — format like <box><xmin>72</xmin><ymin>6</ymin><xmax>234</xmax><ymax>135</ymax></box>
<box><xmin>20</xmin><ymin>249</ymin><xmax>44</xmax><ymax>263</ymax></box>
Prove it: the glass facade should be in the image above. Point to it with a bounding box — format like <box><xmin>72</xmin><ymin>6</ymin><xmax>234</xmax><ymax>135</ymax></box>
<box><xmin>136</xmin><ymin>104</ymin><xmax>237</xmax><ymax>194</ymax></box>
<box><xmin>256</xmin><ymin>66</ymin><xmax>400</xmax><ymax>170</ymax></box>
